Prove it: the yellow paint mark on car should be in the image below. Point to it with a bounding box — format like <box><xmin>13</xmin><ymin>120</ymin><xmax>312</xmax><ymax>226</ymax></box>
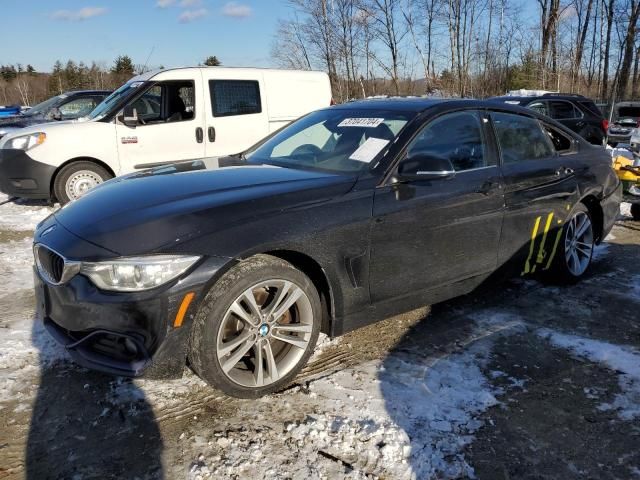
<box><xmin>522</xmin><ymin>216</ymin><xmax>542</xmax><ymax>276</ymax></box>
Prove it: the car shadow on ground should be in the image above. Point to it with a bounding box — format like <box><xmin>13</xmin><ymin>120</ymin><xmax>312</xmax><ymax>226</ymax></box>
<box><xmin>379</xmin><ymin>232</ymin><xmax>640</xmax><ymax>479</ymax></box>
<box><xmin>26</xmin><ymin>317</ymin><xmax>164</xmax><ymax>479</ymax></box>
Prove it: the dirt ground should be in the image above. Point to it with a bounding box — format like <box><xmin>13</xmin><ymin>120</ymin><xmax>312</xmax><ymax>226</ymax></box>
<box><xmin>0</xmin><ymin>199</ymin><xmax>639</xmax><ymax>480</ymax></box>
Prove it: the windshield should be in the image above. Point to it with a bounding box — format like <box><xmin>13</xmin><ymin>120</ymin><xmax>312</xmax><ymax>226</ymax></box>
<box><xmin>88</xmin><ymin>81</ymin><xmax>148</xmax><ymax>120</ymax></box>
<box><xmin>616</xmin><ymin>106</ymin><xmax>640</xmax><ymax>119</ymax></box>
<box><xmin>245</xmin><ymin>109</ymin><xmax>413</xmax><ymax>173</ymax></box>
<box><xmin>24</xmin><ymin>95</ymin><xmax>65</xmax><ymax>116</ymax></box>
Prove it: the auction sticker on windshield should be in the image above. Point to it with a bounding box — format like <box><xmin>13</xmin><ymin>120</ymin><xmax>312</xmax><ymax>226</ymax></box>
<box><xmin>349</xmin><ymin>137</ymin><xmax>390</xmax><ymax>163</ymax></box>
<box><xmin>338</xmin><ymin>118</ymin><xmax>385</xmax><ymax>128</ymax></box>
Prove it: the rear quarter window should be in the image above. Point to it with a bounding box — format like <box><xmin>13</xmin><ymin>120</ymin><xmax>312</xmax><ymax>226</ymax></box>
<box><xmin>209</xmin><ymin>80</ymin><xmax>261</xmax><ymax>117</ymax></box>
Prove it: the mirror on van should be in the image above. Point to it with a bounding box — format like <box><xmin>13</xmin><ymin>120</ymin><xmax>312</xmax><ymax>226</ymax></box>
<box><xmin>119</xmin><ymin>106</ymin><xmax>139</xmax><ymax>128</ymax></box>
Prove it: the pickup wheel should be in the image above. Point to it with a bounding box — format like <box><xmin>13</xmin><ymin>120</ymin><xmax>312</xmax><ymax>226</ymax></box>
<box><xmin>53</xmin><ymin>161</ymin><xmax>112</xmax><ymax>205</ymax></box>
<box><xmin>189</xmin><ymin>254</ymin><xmax>321</xmax><ymax>398</ymax></box>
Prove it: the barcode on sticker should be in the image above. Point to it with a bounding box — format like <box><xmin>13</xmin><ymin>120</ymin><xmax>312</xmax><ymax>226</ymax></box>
<box><xmin>338</xmin><ymin>118</ymin><xmax>384</xmax><ymax>128</ymax></box>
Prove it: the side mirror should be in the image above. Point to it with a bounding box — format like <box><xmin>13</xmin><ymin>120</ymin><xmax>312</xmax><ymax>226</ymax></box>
<box><xmin>118</xmin><ymin>106</ymin><xmax>139</xmax><ymax>128</ymax></box>
<box><xmin>50</xmin><ymin>107</ymin><xmax>62</xmax><ymax>121</ymax></box>
<box><xmin>396</xmin><ymin>154</ymin><xmax>456</xmax><ymax>182</ymax></box>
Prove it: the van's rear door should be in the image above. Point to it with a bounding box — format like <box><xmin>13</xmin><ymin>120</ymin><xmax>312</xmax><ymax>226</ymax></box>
<box><xmin>203</xmin><ymin>71</ymin><xmax>269</xmax><ymax>157</ymax></box>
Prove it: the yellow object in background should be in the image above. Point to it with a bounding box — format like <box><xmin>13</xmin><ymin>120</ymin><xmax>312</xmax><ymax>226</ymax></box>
<box><xmin>613</xmin><ymin>155</ymin><xmax>640</xmax><ymax>182</ymax></box>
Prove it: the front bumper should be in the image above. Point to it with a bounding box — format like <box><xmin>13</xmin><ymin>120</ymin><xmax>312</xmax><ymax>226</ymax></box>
<box><xmin>34</xmin><ymin>253</ymin><xmax>232</xmax><ymax>379</ymax></box>
<box><xmin>0</xmin><ymin>148</ymin><xmax>55</xmax><ymax>199</ymax></box>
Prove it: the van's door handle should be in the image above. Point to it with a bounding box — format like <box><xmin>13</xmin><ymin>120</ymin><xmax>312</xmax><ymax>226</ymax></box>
<box><xmin>195</xmin><ymin>127</ymin><xmax>203</xmax><ymax>143</ymax></box>
<box><xmin>208</xmin><ymin>126</ymin><xmax>216</xmax><ymax>142</ymax></box>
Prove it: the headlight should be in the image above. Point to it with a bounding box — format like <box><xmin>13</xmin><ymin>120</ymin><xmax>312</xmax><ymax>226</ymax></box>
<box><xmin>80</xmin><ymin>255</ymin><xmax>201</xmax><ymax>292</ymax></box>
<box><xmin>4</xmin><ymin>132</ymin><xmax>46</xmax><ymax>150</ymax></box>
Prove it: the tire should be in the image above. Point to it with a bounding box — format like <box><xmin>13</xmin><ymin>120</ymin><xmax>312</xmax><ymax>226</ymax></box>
<box><xmin>545</xmin><ymin>203</ymin><xmax>595</xmax><ymax>284</ymax></box>
<box><xmin>189</xmin><ymin>254</ymin><xmax>321</xmax><ymax>398</ymax></box>
<box><xmin>53</xmin><ymin>161</ymin><xmax>112</xmax><ymax>205</ymax></box>
<box><xmin>631</xmin><ymin>203</ymin><xmax>640</xmax><ymax>221</ymax></box>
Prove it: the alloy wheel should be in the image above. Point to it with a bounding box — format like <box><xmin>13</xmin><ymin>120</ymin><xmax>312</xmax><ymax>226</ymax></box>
<box><xmin>216</xmin><ymin>279</ymin><xmax>314</xmax><ymax>388</ymax></box>
<box><xmin>564</xmin><ymin>211</ymin><xmax>594</xmax><ymax>276</ymax></box>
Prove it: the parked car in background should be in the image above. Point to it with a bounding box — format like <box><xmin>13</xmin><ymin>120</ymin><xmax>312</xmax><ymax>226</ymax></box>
<box><xmin>0</xmin><ymin>105</ymin><xmax>22</xmax><ymax>118</ymax></box>
<box><xmin>607</xmin><ymin>101</ymin><xmax>640</xmax><ymax>147</ymax></box>
<box><xmin>32</xmin><ymin>98</ymin><xmax>621</xmax><ymax>398</ymax></box>
<box><xmin>490</xmin><ymin>93</ymin><xmax>607</xmax><ymax>145</ymax></box>
<box><xmin>0</xmin><ymin>67</ymin><xmax>332</xmax><ymax>204</ymax></box>
<box><xmin>0</xmin><ymin>90</ymin><xmax>110</xmax><ymax>140</ymax></box>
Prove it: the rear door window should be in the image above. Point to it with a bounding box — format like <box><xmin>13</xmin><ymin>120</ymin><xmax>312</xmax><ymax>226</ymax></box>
<box><xmin>549</xmin><ymin>100</ymin><xmax>581</xmax><ymax>119</ymax></box>
<box><xmin>527</xmin><ymin>101</ymin><xmax>548</xmax><ymax>116</ymax></box>
<box><xmin>491</xmin><ymin>112</ymin><xmax>555</xmax><ymax>163</ymax></box>
<box><xmin>209</xmin><ymin>80</ymin><xmax>261</xmax><ymax>117</ymax></box>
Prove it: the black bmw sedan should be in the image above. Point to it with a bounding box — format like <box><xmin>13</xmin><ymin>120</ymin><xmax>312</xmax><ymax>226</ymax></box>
<box><xmin>33</xmin><ymin>99</ymin><xmax>622</xmax><ymax>398</ymax></box>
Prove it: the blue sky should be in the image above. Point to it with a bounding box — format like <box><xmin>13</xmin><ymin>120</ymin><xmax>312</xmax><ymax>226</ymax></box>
<box><xmin>1</xmin><ymin>1</ymin><xmax>290</xmax><ymax>71</ymax></box>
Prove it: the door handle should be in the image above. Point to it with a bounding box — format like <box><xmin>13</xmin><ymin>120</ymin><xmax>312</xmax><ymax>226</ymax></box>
<box><xmin>556</xmin><ymin>166</ymin><xmax>574</xmax><ymax>176</ymax></box>
<box><xmin>208</xmin><ymin>126</ymin><xmax>216</xmax><ymax>142</ymax></box>
<box><xmin>195</xmin><ymin>127</ymin><xmax>203</xmax><ymax>143</ymax></box>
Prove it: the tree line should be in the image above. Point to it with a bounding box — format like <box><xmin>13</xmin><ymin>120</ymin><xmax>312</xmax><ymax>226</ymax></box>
<box><xmin>0</xmin><ymin>55</ymin><xmax>223</xmax><ymax>107</ymax></box>
<box><xmin>271</xmin><ymin>0</ymin><xmax>640</xmax><ymax>104</ymax></box>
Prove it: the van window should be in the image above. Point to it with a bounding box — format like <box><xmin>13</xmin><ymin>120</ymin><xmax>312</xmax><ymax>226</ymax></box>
<box><xmin>492</xmin><ymin>112</ymin><xmax>555</xmax><ymax>163</ymax></box>
<box><xmin>209</xmin><ymin>80</ymin><xmax>261</xmax><ymax>117</ymax></box>
<box><xmin>130</xmin><ymin>81</ymin><xmax>194</xmax><ymax>124</ymax></box>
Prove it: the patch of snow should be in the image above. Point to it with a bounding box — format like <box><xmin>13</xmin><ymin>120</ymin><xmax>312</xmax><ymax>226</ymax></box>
<box><xmin>188</xmin><ymin>317</ymin><xmax>512</xmax><ymax>480</ymax></box>
<box><xmin>0</xmin><ymin>193</ymin><xmax>54</xmax><ymax>231</ymax></box>
<box><xmin>621</xmin><ymin>202</ymin><xmax>633</xmax><ymax>218</ymax></box>
<box><xmin>539</xmin><ymin>329</ymin><xmax>640</xmax><ymax>421</ymax></box>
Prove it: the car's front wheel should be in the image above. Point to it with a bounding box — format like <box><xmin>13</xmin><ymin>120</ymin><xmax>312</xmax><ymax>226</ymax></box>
<box><xmin>190</xmin><ymin>255</ymin><xmax>321</xmax><ymax>398</ymax></box>
<box><xmin>546</xmin><ymin>204</ymin><xmax>595</xmax><ymax>283</ymax></box>
<box><xmin>53</xmin><ymin>160</ymin><xmax>112</xmax><ymax>204</ymax></box>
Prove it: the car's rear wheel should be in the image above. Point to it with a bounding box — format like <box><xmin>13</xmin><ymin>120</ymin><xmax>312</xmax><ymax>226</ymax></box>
<box><xmin>631</xmin><ymin>202</ymin><xmax>640</xmax><ymax>220</ymax></box>
<box><xmin>190</xmin><ymin>254</ymin><xmax>321</xmax><ymax>398</ymax></box>
<box><xmin>546</xmin><ymin>204</ymin><xmax>594</xmax><ymax>284</ymax></box>
<box><xmin>53</xmin><ymin>161</ymin><xmax>112</xmax><ymax>205</ymax></box>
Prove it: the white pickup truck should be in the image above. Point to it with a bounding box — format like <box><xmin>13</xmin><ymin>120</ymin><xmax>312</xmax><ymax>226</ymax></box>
<box><xmin>0</xmin><ymin>67</ymin><xmax>332</xmax><ymax>203</ymax></box>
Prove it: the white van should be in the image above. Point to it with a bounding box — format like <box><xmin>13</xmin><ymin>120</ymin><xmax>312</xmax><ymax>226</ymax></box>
<box><xmin>0</xmin><ymin>67</ymin><xmax>332</xmax><ymax>203</ymax></box>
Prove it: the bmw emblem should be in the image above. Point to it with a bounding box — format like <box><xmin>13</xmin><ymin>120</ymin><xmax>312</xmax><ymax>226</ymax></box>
<box><xmin>259</xmin><ymin>324</ymin><xmax>269</xmax><ymax>337</ymax></box>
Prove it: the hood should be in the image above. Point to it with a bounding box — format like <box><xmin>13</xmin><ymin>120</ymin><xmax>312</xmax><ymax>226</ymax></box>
<box><xmin>0</xmin><ymin>115</ymin><xmax>52</xmax><ymax>132</ymax></box>
<box><xmin>54</xmin><ymin>162</ymin><xmax>357</xmax><ymax>255</ymax></box>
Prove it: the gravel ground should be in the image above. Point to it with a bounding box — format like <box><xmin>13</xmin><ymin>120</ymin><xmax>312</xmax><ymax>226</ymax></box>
<box><xmin>0</xmin><ymin>193</ymin><xmax>639</xmax><ymax>480</ymax></box>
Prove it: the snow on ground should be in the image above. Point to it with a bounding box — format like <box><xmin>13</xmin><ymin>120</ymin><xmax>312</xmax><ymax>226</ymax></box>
<box><xmin>0</xmin><ymin>193</ymin><xmax>54</xmax><ymax>231</ymax></box>
<box><xmin>539</xmin><ymin>329</ymin><xmax>640</xmax><ymax>421</ymax></box>
<box><xmin>621</xmin><ymin>202</ymin><xmax>634</xmax><ymax>218</ymax></box>
<box><xmin>188</xmin><ymin>336</ymin><xmax>504</xmax><ymax>479</ymax></box>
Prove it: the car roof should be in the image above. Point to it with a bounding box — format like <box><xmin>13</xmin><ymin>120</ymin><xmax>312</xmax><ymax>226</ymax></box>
<box><xmin>491</xmin><ymin>94</ymin><xmax>595</xmax><ymax>103</ymax></box>
<box><xmin>330</xmin><ymin>97</ymin><xmax>534</xmax><ymax>114</ymax></box>
<box><xmin>64</xmin><ymin>90</ymin><xmax>111</xmax><ymax>96</ymax></box>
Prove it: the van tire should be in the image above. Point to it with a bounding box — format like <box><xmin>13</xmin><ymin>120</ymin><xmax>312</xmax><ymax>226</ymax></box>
<box><xmin>53</xmin><ymin>161</ymin><xmax>112</xmax><ymax>205</ymax></box>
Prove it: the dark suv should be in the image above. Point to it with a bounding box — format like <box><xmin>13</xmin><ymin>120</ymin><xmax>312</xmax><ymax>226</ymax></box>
<box><xmin>490</xmin><ymin>93</ymin><xmax>607</xmax><ymax>145</ymax></box>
